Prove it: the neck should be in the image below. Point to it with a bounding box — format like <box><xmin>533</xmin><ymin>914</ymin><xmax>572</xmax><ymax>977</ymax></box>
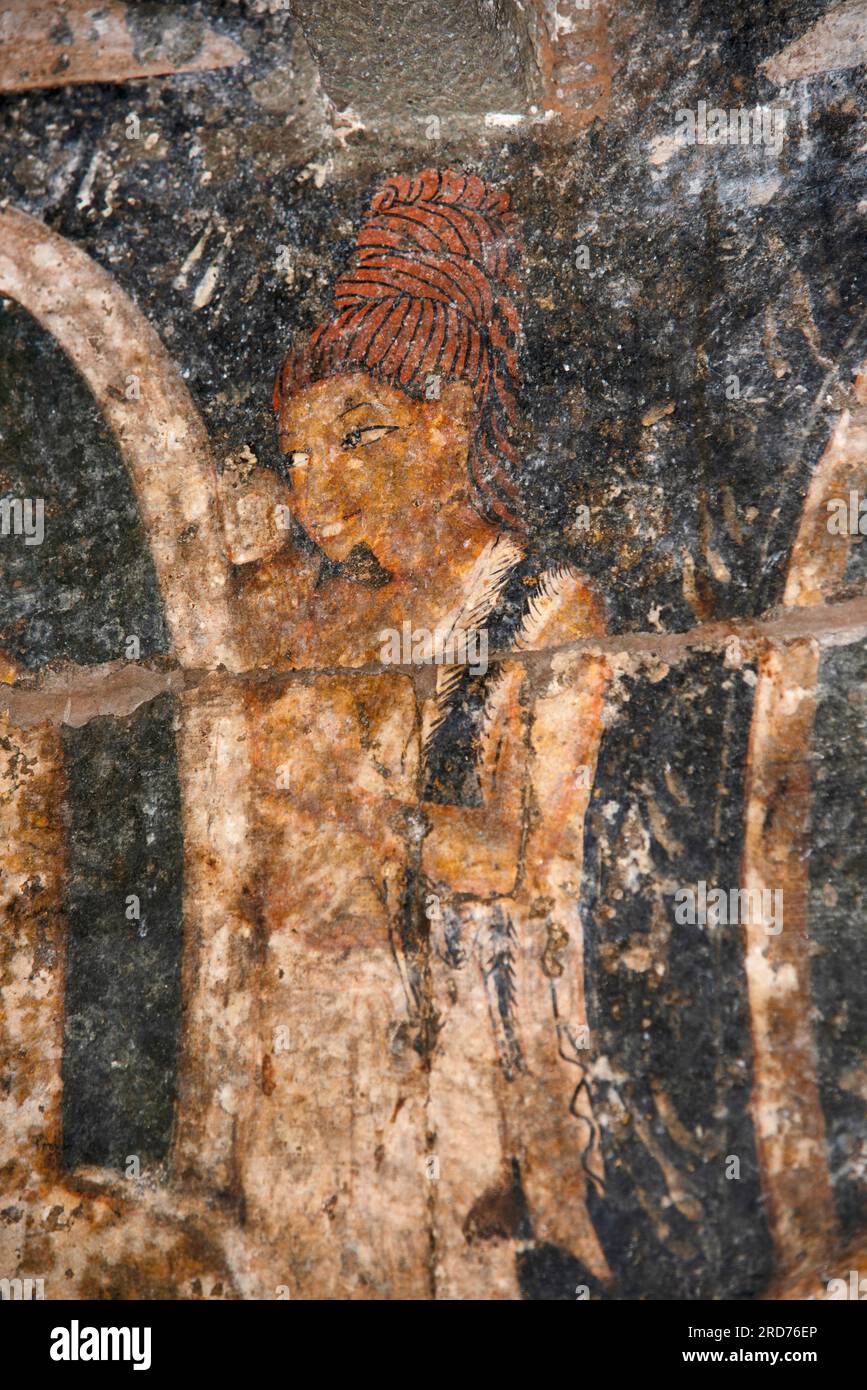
<box><xmin>303</xmin><ymin>498</ymin><xmax>522</xmax><ymax>668</ymax></box>
<box><xmin>386</xmin><ymin>496</ymin><xmax>511</xmax><ymax>628</ymax></box>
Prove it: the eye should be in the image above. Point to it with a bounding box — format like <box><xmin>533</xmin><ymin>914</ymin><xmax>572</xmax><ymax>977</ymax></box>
<box><xmin>340</xmin><ymin>425</ymin><xmax>398</xmax><ymax>450</ymax></box>
<box><xmin>287</xmin><ymin>450</ymin><xmax>310</xmax><ymax>468</ymax></box>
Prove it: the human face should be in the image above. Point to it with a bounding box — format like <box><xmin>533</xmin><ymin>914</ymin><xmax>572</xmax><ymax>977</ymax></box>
<box><xmin>276</xmin><ymin>370</ymin><xmax>474</xmax><ymax>568</ymax></box>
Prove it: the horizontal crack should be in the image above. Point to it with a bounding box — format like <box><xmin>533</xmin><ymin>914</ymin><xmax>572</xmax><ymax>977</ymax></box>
<box><xmin>3</xmin><ymin>594</ymin><xmax>867</xmax><ymax>729</ymax></box>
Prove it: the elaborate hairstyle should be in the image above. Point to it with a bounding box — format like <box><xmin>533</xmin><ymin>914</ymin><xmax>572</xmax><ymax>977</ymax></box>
<box><xmin>274</xmin><ymin>169</ymin><xmax>524</xmax><ymax>528</ymax></box>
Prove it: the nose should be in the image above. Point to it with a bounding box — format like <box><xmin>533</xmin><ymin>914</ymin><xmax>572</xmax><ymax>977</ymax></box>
<box><xmin>275</xmin><ymin>445</ymin><xmax>312</xmax><ymax>483</ymax></box>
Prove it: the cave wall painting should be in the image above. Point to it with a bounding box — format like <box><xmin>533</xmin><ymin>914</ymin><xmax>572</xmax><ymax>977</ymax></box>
<box><xmin>1</xmin><ymin>155</ymin><xmax>867</xmax><ymax>1300</ymax></box>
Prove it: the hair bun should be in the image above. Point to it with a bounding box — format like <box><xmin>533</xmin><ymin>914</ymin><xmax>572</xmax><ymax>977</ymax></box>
<box><xmin>278</xmin><ymin>168</ymin><xmax>524</xmax><ymax>528</ymax></box>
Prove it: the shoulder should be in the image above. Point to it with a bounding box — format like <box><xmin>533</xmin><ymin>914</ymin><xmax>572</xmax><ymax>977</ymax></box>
<box><xmin>514</xmin><ymin>564</ymin><xmax>606</xmax><ymax>651</ymax></box>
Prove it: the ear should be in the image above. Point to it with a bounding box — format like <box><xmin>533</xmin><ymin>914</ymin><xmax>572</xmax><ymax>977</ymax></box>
<box><xmin>437</xmin><ymin>377</ymin><xmax>475</xmax><ymax>424</ymax></box>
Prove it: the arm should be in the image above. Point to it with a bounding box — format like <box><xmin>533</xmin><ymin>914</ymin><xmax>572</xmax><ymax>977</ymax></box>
<box><xmin>421</xmin><ymin>567</ymin><xmax>609</xmax><ymax>902</ymax></box>
<box><xmin>422</xmin><ymin>569</ymin><xmax>613</xmax><ymax>1276</ymax></box>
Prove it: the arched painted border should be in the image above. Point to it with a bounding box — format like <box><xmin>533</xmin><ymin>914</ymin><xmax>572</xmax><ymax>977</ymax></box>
<box><xmin>742</xmin><ymin>367</ymin><xmax>867</xmax><ymax>1276</ymax></box>
<box><xmin>0</xmin><ymin>206</ymin><xmax>238</xmax><ymax>670</ymax></box>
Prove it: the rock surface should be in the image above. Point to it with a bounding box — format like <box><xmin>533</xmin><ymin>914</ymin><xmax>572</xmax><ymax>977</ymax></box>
<box><xmin>0</xmin><ymin>0</ymin><xmax>865</xmax><ymax>1301</ymax></box>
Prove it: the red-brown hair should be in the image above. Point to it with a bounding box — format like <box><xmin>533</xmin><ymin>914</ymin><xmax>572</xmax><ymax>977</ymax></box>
<box><xmin>274</xmin><ymin>169</ymin><xmax>524</xmax><ymax>528</ymax></box>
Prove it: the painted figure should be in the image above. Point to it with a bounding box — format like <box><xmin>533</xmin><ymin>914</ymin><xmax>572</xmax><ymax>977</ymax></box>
<box><xmin>0</xmin><ymin>173</ymin><xmax>853</xmax><ymax>1301</ymax></box>
<box><xmin>210</xmin><ymin>169</ymin><xmax>613</xmax><ymax>1295</ymax></box>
